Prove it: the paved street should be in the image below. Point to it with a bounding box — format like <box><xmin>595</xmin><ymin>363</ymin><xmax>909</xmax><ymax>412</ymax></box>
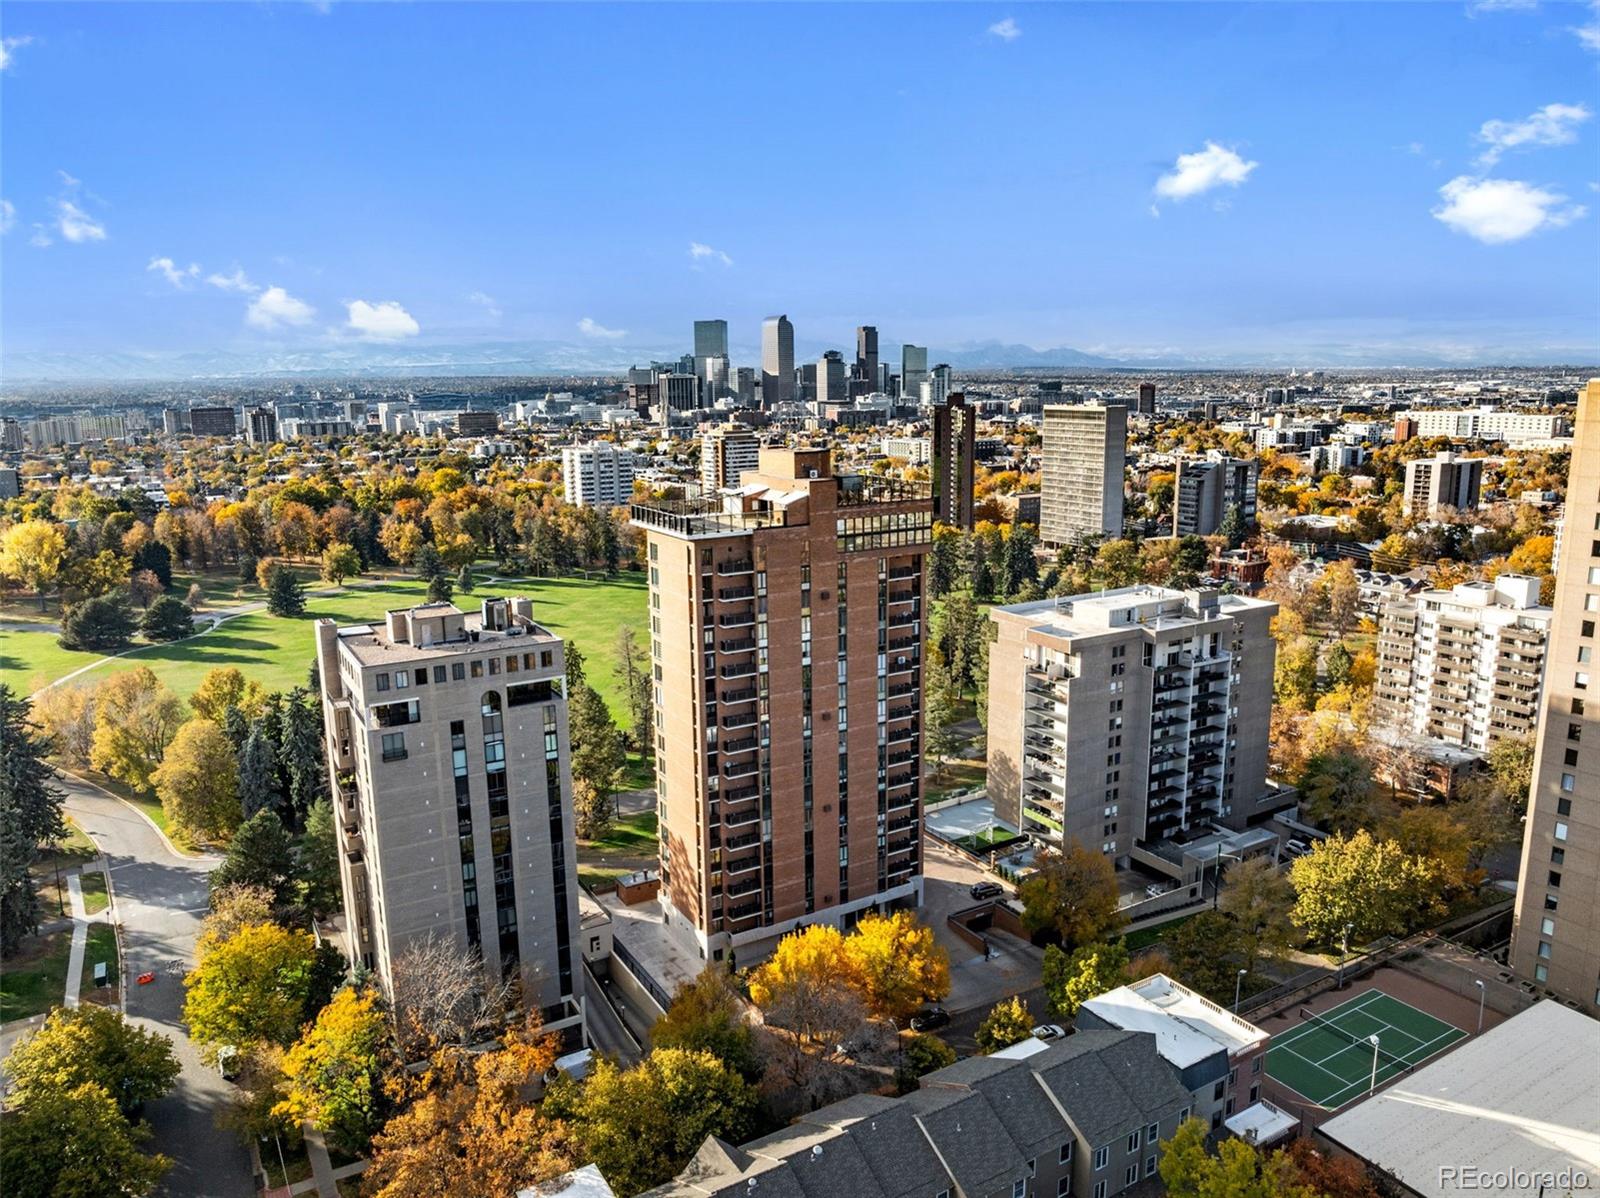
<box><xmin>59</xmin><ymin>775</ymin><xmax>255</xmax><ymax>1198</ymax></box>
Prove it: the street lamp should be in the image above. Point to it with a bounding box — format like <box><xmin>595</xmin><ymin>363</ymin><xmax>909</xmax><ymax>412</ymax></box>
<box><xmin>1210</xmin><ymin>844</ymin><xmax>1243</xmax><ymax>911</ymax></box>
<box><xmin>1367</xmin><ymin>1034</ymin><xmax>1381</xmax><ymax>1094</ymax></box>
<box><xmin>1474</xmin><ymin>979</ymin><xmax>1486</xmax><ymax>1034</ymax></box>
<box><xmin>1336</xmin><ymin>923</ymin><xmax>1354</xmax><ymax>989</ymax></box>
<box><xmin>1234</xmin><ymin>968</ymin><xmax>1248</xmax><ymax>1013</ymax></box>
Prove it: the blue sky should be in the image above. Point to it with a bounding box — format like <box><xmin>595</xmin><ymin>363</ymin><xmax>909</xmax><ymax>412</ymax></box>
<box><xmin>3</xmin><ymin>1</ymin><xmax>1599</xmax><ymax>373</ymax></box>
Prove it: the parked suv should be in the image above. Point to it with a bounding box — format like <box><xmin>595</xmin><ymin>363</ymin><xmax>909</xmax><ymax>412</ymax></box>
<box><xmin>969</xmin><ymin>881</ymin><xmax>1004</xmax><ymax>900</ymax></box>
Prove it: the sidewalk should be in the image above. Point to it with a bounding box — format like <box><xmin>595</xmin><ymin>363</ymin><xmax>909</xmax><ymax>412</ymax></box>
<box><xmin>63</xmin><ymin>864</ymin><xmax>116</xmax><ymax>1010</ymax></box>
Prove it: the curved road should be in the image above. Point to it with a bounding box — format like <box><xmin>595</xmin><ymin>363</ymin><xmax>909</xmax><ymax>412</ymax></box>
<box><xmin>61</xmin><ymin>775</ymin><xmax>255</xmax><ymax>1198</ymax></box>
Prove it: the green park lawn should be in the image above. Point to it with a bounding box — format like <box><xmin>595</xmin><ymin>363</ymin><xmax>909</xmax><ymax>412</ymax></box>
<box><xmin>0</xmin><ymin>928</ymin><xmax>73</xmax><ymax>1022</ymax></box>
<box><xmin>31</xmin><ymin>820</ymin><xmax>99</xmax><ymax>916</ymax></box>
<box><xmin>80</xmin><ymin>924</ymin><xmax>119</xmax><ymax>1003</ymax></box>
<box><xmin>3</xmin><ymin>571</ymin><xmax>649</xmax><ymax>723</ymax></box>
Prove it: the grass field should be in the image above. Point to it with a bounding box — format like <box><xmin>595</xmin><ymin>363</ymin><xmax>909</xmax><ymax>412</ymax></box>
<box><xmin>31</xmin><ymin>820</ymin><xmax>99</xmax><ymax>915</ymax></box>
<box><xmin>4</xmin><ymin>571</ymin><xmax>650</xmax><ymax>723</ymax></box>
<box><xmin>1266</xmin><ymin>990</ymin><xmax>1465</xmax><ymax>1109</ymax></box>
<box><xmin>79</xmin><ymin>870</ymin><xmax>109</xmax><ymax>915</ymax></box>
<box><xmin>80</xmin><ymin>923</ymin><xmax>119</xmax><ymax>1002</ymax></box>
<box><xmin>0</xmin><ymin>928</ymin><xmax>72</xmax><ymax>1022</ymax></box>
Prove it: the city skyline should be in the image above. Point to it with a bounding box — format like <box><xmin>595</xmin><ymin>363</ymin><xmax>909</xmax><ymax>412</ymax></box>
<box><xmin>3</xmin><ymin>2</ymin><xmax>1599</xmax><ymax>379</ymax></box>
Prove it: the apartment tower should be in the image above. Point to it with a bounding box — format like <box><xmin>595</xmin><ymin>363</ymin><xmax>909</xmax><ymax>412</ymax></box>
<box><xmin>632</xmin><ymin>447</ymin><xmax>933</xmax><ymax>960</ymax></box>
<box><xmin>561</xmin><ymin>442</ymin><xmax>636</xmax><ymax>509</ymax></box>
<box><xmin>1510</xmin><ymin>378</ymin><xmax>1600</xmax><ymax>1012</ymax></box>
<box><xmin>930</xmin><ymin>393</ymin><xmax>977</xmax><ymax>530</ymax></box>
<box><xmin>1373</xmin><ymin>575</ymin><xmax>1552</xmax><ymax>753</ymax></box>
<box><xmin>761</xmin><ymin>315</ymin><xmax>795</xmax><ymax>407</ymax></box>
<box><xmin>701</xmin><ymin>423</ymin><xmax>761</xmax><ymax>494</ymax></box>
<box><xmin>985</xmin><ymin>586</ymin><xmax>1278</xmax><ymax>860</ymax></box>
<box><xmin>1040</xmin><ymin>403</ymin><xmax>1127</xmax><ymax>547</ymax></box>
<box><xmin>315</xmin><ymin>598</ymin><xmax>583</xmax><ymax>1037</ymax></box>
<box><xmin>1173</xmin><ymin>456</ymin><xmax>1258</xmax><ymax>537</ymax></box>
<box><xmin>1404</xmin><ymin>451</ymin><xmax>1484</xmax><ymax>517</ymax></box>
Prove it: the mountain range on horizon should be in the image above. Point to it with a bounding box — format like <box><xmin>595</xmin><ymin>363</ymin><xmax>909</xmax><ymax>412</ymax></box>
<box><xmin>3</xmin><ymin>336</ymin><xmax>1597</xmax><ymax>384</ymax></box>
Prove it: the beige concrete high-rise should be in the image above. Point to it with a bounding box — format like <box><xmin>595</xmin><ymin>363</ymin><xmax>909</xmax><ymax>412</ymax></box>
<box><xmin>761</xmin><ymin>314</ymin><xmax>794</xmax><ymax>407</ymax></box>
<box><xmin>1403</xmin><ymin>451</ymin><xmax>1483</xmax><ymax>516</ymax></box>
<box><xmin>316</xmin><ymin>597</ymin><xmax>584</xmax><ymax>1038</ymax></box>
<box><xmin>700</xmin><ymin>423</ymin><xmax>760</xmax><ymax>494</ymax></box>
<box><xmin>1510</xmin><ymin>378</ymin><xmax>1600</xmax><ymax>1013</ymax></box>
<box><xmin>631</xmin><ymin>447</ymin><xmax>933</xmax><ymax>962</ymax></box>
<box><xmin>1040</xmin><ymin>402</ymin><xmax>1127</xmax><ymax>546</ymax></box>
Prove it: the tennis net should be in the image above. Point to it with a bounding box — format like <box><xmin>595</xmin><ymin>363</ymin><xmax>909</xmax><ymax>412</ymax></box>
<box><xmin>1297</xmin><ymin>1007</ymin><xmax>1410</xmax><ymax>1071</ymax></box>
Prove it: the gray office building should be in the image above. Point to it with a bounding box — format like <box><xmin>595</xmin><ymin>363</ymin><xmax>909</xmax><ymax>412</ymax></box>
<box><xmin>316</xmin><ymin>597</ymin><xmax>583</xmax><ymax>1038</ymax></box>
<box><xmin>855</xmin><ymin>325</ymin><xmax>878</xmax><ymax>387</ymax></box>
<box><xmin>901</xmin><ymin>344</ymin><xmax>928</xmax><ymax>402</ymax></box>
<box><xmin>762</xmin><ymin>314</ymin><xmax>795</xmax><ymax>407</ymax></box>
<box><xmin>818</xmin><ymin>350</ymin><xmax>847</xmax><ymax>408</ymax></box>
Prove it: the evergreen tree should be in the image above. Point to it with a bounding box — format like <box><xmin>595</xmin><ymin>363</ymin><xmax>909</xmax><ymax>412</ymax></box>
<box><xmin>0</xmin><ymin>687</ymin><xmax>67</xmax><ymax>957</ymax></box>
<box><xmin>456</xmin><ymin>562</ymin><xmax>475</xmax><ymax>595</ymax></box>
<box><xmin>413</xmin><ymin>542</ymin><xmax>443</xmax><ymax>582</ymax></box>
<box><xmin>425</xmin><ymin>572</ymin><xmax>453</xmax><ymax>604</ymax></box>
<box><xmin>58</xmin><ymin>592</ymin><xmax>138</xmax><ymax>651</ymax></box>
<box><xmin>264</xmin><ymin>565</ymin><xmax>306</xmax><ymax>617</ymax></box>
<box><xmin>1217</xmin><ymin>503</ymin><xmax>1247</xmax><ymax>549</ymax></box>
<box><xmin>299</xmin><ymin>800</ymin><xmax>341</xmax><ymax>917</ymax></box>
<box><xmin>237</xmin><ymin>725</ymin><xmax>282</xmax><ymax>818</ymax></box>
<box><xmin>221</xmin><ymin>703</ymin><xmax>252</xmax><ymax>751</ymax></box>
<box><xmin>1002</xmin><ymin>524</ymin><xmax>1039</xmax><ymax>597</ymax></box>
<box><xmin>140</xmin><ymin>595</ymin><xmax>195</xmax><ymax>642</ymax></box>
<box><xmin>211</xmin><ymin>809</ymin><xmax>298</xmax><ymax>906</ymax></box>
<box><xmin>565</xmin><ymin>641</ymin><xmax>588</xmax><ymax>693</ymax></box>
<box><xmin>132</xmin><ymin>538</ymin><xmax>173</xmax><ymax>589</ymax></box>
<box><xmin>279</xmin><ymin>689</ymin><xmax>326</xmax><ymax>826</ymax></box>
<box><xmin>569</xmin><ymin>684</ymin><xmax>625</xmax><ymax>837</ymax></box>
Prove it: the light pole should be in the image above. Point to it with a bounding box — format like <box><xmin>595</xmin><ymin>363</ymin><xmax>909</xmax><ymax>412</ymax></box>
<box><xmin>1336</xmin><ymin>923</ymin><xmax>1353</xmax><ymax>989</ymax></box>
<box><xmin>1474</xmin><ymin>979</ymin><xmax>1486</xmax><ymax>1034</ymax></box>
<box><xmin>1367</xmin><ymin>1034</ymin><xmax>1381</xmax><ymax>1094</ymax></box>
<box><xmin>1234</xmin><ymin>968</ymin><xmax>1248</xmax><ymax>1013</ymax></box>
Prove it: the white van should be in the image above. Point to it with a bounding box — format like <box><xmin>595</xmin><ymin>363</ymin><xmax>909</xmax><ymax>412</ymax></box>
<box><xmin>544</xmin><ymin>1048</ymin><xmax>594</xmax><ymax>1084</ymax></box>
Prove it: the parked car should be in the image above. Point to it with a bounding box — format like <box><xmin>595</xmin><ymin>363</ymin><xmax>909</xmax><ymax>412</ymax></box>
<box><xmin>910</xmin><ymin>1005</ymin><xmax>951</xmax><ymax>1032</ymax></box>
<box><xmin>1144</xmin><ymin>883</ymin><xmax>1168</xmax><ymax>898</ymax></box>
<box><xmin>970</xmin><ymin>881</ymin><xmax>1004</xmax><ymax>900</ymax></box>
<box><xmin>1284</xmin><ymin>838</ymin><xmax>1311</xmax><ymax>858</ymax></box>
<box><xmin>543</xmin><ymin>1048</ymin><xmax>594</xmax><ymax>1084</ymax></box>
<box><xmin>1032</xmin><ymin>1024</ymin><xmax>1067</xmax><ymax>1041</ymax></box>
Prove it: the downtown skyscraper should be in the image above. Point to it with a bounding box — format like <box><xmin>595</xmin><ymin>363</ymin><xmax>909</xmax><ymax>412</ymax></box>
<box><xmin>761</xmin><ymin>314</ymin><xmax>794</xmax><ymax>407</ymax></box>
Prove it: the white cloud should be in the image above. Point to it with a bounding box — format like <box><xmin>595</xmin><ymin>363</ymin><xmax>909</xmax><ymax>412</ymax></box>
<box><xmin>577</xmin><ymin>316</ymin><xmax>626</xmax><ymax>341</ymax></box>
<box><xmin>1572</xmin><ymin>0</ymin><xmax>1600</xmax><ymax>51</ymax></box>
<box><xmin>1476</xmin><ymin>102</ymin><xmax>1592</xmax><ymax>166</ymax></box>
<box><xmin>56</xmin><ymin>199</ymin><xmax>106</xmax><ymax>242</ymax></box>
<box><xmin>1433</xmin><ymin>175</ymin><xmax>1586</xmax><ymax>243</ymax></box>
<box><xmin>246</xmin><ymin>286</ymin><xmax>316</xmax><ymax>330</ymax></box>
<box><xmin>0</xmin><ymin>35</ymin><xmax>33</xmax><ymax>72</ymax></box>
<box><xmin>346</xmin><ymin>299</ymin><xmax>420</xmax><ymax>341</ymax></box>
<box><xmin>30</xmin><ymin>224</ymin><xmax>52</xmax><ymax>248</ymax></box>
<box><xmin>57</xmin><ymin>169</ymin><xmax>80</xmax><ymax>189</ymax></box>
<box><xmin>1468</xmin><ymin>0</ymin><xmax>1537</xmax><ymax>13</ymax></box>
<box><xmin>147</xmin><ymin>256</ymin><xmax>199</xmax><ymax>288</ymax></box>
<box><xmin>0</xmin><ymin>200</ymin><xmax>14</xmax><ymax>235</ymax></box>
<box><xmin>468</xmin><ymin>290</ymin><xmax>502</xmax><ymax>319</ymax></box>
<box><xmin>206</xmin><ymin>268</ymin><xmax>259</xmax><ymax>293</ymax></box>
<box><xmin>688</xmin><ymin>241</ymin><xmax>733</xmax><ymax>268</ymax></box>
<box><xmin>1153</xmin><ymin>141</ymin><xmax>1258</xmax><ymax>203</ymax></box>
<box><xmin>987</xmin><ymin>17</ymin><xmax>1020</xmax><ymax>40</ymax></box>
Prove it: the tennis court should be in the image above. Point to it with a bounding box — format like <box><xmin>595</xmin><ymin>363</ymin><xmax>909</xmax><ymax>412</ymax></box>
<box><xmin>1265</xmin><ymin>989</ymin><xmax>1466</xmax><ymax>1109</ymax></box>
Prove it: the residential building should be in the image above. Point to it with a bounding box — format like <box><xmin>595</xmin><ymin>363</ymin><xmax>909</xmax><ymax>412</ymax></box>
<box><xmin>189</xmin><ymin>406</ymin><xmax>237</xmax><ymax>437</ymax></box>
<box><xmin>923</xmin><ymin>363</ymin><xmax>953</xmax><ymax>407</ymax></box>
<box><xmin>281</xmin><ymin>418</ymin><xmax>356</xmax><ymax>440</ymax></box>
<box><xmin>246</xmin><ymin>406</ymin><xmax>279</xmax><ymax>445</ymax></box>
<box><xmin>630</xmin><ymin>447</ymin><xmax>932</xmax><ymax>960</ymax></box>
<box><xmin>1078</xmin><ymin>973</ymin><xmax>1274</xmax><ymax>1133</ymax></box>
<box><xmin>854</xmin><ymin>325</ymin><xmax>878</xmax><ymax>388</ymax></box>
<box><xmin>161</xmin><ymin>407</ymin><xmax>190</xmax><ymax>436</ymax></box>
<box><xmin>1373</xmin><ymin>575</ymin><xmax>1552</xmax><ymax>753</ymax></box>
<box><xmin>701</xmin><ymin>423</ymin><xmax>760</xmax><ymax>493</ymax></box>
<box><xmin>1404</xmin><ymin>451</ymin><xmax>1483</xmax><ymax>516</ymax></box>
<box><xmin>693</xmin><ymin>319</ymin><xmax>729</xmax><ymax>360</ymax></box>
<box><xmin>761</xmin><ymin>314</ymin><xmax>795</xmax><ymax>407</ymax></box>
<box><xmin>1399</xmin><ymin>407</ymin><xmax>1572</xmax><ymax>445</ymax></box>
<box><xmin>1039</xmin><ymin>403</ymin><xmax>1126</xmax><ymax>546</ymax></box>
<box><xmin>986</xmin><ymin>586</ymin><xmax>1279</xmax><ymax>859</ymax></box>
<box><xmin>562</xmin><ymin>442</ymin><xmax>636</xmax><ymax>509</ymax></box>
<box><xmin>1510</xmin><ymin>378</ymin><xmax>1600</xmax><ymax>1011</ymax></box>
<box><xmin>931</xmin><ymin>393</ymin><xmax>977</xmax><ymax>530</ymax></box>
<box><xmin>900</xmin><ymin>343</ymin><xmax>928</xmax><ymax>402</ymax></box>
<box><xmin>455</xmin><ymin>410</ymin><xmax>499</xmax><ymax>436</ymax></box>
<box><xmin>880</xmin><ymin>436</ymin><xmax>931</xmax><ymax>465</ymax></box>
<box><xmin>643</xmin><ymin>1030</ymin><xmax>1196</xmax><ymax>1198</ymax></box>
<box><xmin>1173</xmin><ymin>455</ymin><xmax>1257</xmax><ymax>537</ymax></box>
<box><xmin>1137</xmin><ymin>382</ymin><xmax>1156</xmax><ymax>415</ymax></box>
<box><xmin>314</xmin><ymin>597</ymin><xmax>583</xmax><ymax>1038</ymax></box>
<box><xmin>817</xmin><ymin>350</ymin><xmax>847</xmax><ymax>408</ymax></box>
<box><xmin>0</xmin><ymin>467</ymin><xmax>19</xmax><ymax>499</ymax></box>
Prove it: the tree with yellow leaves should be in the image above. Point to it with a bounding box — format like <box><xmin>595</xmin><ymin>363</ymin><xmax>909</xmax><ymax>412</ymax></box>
<box><xmin>848</xmin><ymin>911</ymin><xmax>950</xmax><ymax>1022</ymax></box>
<box><xmin>747</xmin><ymin>924</ymin><xmax>867</xmax><ymax>1047</ymax></box>
<box><xmin>189</xmin><ymin>666</ymin><xmax>269</xmax><ymax>724</ymax></box>
<box><xmin>151</xmin><ymin>718</ymin><xmax>241</xmax><ymax>842</ymax></box>
<box><xmin>90</xmin><ymin>667</ymin><xmax>186</xmax><ymax>792</ymax></box>
<box><xmin>275</xmin><ymin>987</ymin><xmax>391</xmax><ymax>1155</ymax></box>
<box><xmin>0</xmin><ymin>519</ymin><xmax>68</xmax><ymax>609</ymax></box>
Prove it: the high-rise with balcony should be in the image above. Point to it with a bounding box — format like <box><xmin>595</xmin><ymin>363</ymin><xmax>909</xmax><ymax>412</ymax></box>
<box><xmin>1511</xmin><ymin>378</ymin><xmax>1600</xmax><ymax>1013</ymax></box>
<box><xmin>1174</xmin><ymin>456</ymin><xmax>1257</xmax><ymax>537</ymax></box>
<box><xmin>931</xmin><ymin>393</ymin><xmax>976</xmax><ymax>530</ymax></box>
<box><xmin>985</xmin><ymin>587</ymin><xmax>1278</xmax><ymax>860</ymax></box>
<box><xmin>1040</xmin><ymin>403</ymin><xmax>1127</xmax><ymax>547</ymax></box>
<box><xmin>632</xmin><ymin>447</ymin><xmax>933</xmax><ymax>961</ymax></box>
<box><xmin>1372</xmin><ymin>575</ymin><xmax>1552</xmax><ymax>753</ymax></box>
<box><xmin>1404</xmin><ymin>451</ymin><xmax>1484</xmax><ymax>516</ymax></box>
<box><xmin>315</xmin><ymin>597</ymin><xmax>583</xmax><ymax>1038</ymax></box>
<box><xmin>562</xmin><ymin>442</ymin><xmax>636</xmax><ymax>509</ymax></box>
<box><xmin>762</xmin><ymin>314</ymin><xmax>795</xmax><ymax>407</ymax></box>
<box><xmin>701</xmin><ymin>423</ymin><xmax>761</xmax><ymax>494</ymax></box>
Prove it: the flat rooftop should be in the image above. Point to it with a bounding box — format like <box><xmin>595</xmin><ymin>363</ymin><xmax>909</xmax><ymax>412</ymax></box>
<box><xmin>1081</xmin><ymin>973</ymin><xmax>1269</xmax><ymax>1068</ymax></box>
<box><xmin>993</xmin><ymin>586</ymin><xmax>1274</xmax><ymax>639</ymax></box>
<box><xmin>1320</xmin><ymin>1002</ymin><xmax>1600</xmax><ymax>1198</ymax></box>
<box><xmin>334</xmin><ymin>605</ymin><xmax>560</xmax><ymax>667</ymax></box>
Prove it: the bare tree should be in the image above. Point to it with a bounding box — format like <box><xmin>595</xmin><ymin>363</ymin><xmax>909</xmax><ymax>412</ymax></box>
<box><xmin>389</xmin><ymin>933</ymin><xmax>515</xmax><ymax>1059</ymax></box>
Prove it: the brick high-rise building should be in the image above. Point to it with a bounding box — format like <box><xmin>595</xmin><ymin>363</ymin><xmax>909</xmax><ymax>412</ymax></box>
<box><xmin>315</xmin><ymin>597</ymin><xmax>583</xmax><ymax>1038</ymax></box>
<box><xmin>632</xmin><ymin>447</ymin><xmax>933</xmax><ymax>961</ymax></box>
<box><xmin>930</xmin><ymin>393</ymin><xmax>976</xmax><ymax>530</ymax></box>
<box><xmin>1510</xmin><ymin>378</ymin><xmax>1600</xmax><ymax>1012</ymax></box>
